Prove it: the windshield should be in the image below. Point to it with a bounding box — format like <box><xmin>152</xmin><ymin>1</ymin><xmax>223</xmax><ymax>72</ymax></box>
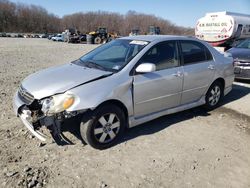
<box><xmin>78</xmin><ymin>39</ymin><xmax>149</xmax><ymax>72</ymax></box>
<box><xmin>236</xmin><ymin>39</ymin><xmax>250</xmax><ymax>49</ymax></box>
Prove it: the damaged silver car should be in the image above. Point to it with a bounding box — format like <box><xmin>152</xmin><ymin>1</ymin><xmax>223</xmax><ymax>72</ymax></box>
<box><xmin>13</xmin><ymin>35</ymin><xmax>234</xmax><ymax>149</ymax></box>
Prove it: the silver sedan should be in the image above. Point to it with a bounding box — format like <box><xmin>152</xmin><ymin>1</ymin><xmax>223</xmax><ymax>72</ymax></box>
<box><xmin>13</xmin><ymin>35</ymin><xmax>234</xmax><ymax>149</ymax></box>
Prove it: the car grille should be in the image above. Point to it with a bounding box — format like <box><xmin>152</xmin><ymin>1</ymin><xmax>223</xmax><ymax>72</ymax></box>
<box><xmin>235</xmin><ymin>61</ymin><xmax>250</xmax><ymax>67</ymax></box>
<box><xmin>18</xmin><ymin>85</ymin><xmax>34</xmax><ymax>104</ymax></box>
<box><xmin>235</xmin><ymin>68</ymin><xmax>250</xmax><ymax>79</ymax></box>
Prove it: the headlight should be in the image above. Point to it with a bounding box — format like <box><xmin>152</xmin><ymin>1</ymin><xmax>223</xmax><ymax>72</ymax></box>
<box><xmin>41</xmin><ymin>93</ymin><xmax>75</xmax><ymax>115</ymax></box>
<box><xmin>233</xmin><ymin>61</ymin><xmax>240</xmax><ymax>67</ymax></box>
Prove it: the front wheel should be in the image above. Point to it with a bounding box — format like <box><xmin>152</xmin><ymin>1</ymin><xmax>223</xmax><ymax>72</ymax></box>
<box><xmin>205</xmin><ymin>81</ymin><xmax>223</xmax><ymax>110</ymax></box>
<box><xmin>80</xmin><ymin>104</ymin><xmax>126</xmax><ymax>149</ymax></box>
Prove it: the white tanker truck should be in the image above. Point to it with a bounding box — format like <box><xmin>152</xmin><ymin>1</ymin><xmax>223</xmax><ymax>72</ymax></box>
<box><xmin>195</xmin><ymin>12</ymin><xmax>250</xmax><ymax>50</ymax></box>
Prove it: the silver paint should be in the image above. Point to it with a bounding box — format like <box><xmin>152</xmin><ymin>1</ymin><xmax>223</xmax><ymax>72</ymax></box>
<box><xmin>13</xmin><ymin>35</ymin><xmax>235</xmax><ymax>136</ymax></box>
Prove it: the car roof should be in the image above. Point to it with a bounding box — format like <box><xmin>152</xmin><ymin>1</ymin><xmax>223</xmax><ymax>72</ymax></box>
<box><xmin>120</xmin><ymin>35</ymin><xmax>195</xmax><ymax>42</ymax></box>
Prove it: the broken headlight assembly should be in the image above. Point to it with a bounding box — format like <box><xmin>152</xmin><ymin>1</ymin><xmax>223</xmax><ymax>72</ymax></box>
<box><xmin>41</xmin><ymin>93</ymin><xmax>75</xmax><ymax>115</ymax></box>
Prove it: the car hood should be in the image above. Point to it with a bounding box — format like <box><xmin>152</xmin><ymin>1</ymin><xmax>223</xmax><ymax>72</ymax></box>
<box><xmin>21</xmin><ymin>63</ymin><xmax>112</xmax><ymax>99</ymax></box>
<box><xmin>227</xmin><ymin>48</ymin><xmax>250</xmax><ymax>61</ymax></box>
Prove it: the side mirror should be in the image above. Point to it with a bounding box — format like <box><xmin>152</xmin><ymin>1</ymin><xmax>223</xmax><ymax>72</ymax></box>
<box><xmin>135</xmin><ymin>63</ymin><xmax>156</xmax><ymax>73</ymax></box>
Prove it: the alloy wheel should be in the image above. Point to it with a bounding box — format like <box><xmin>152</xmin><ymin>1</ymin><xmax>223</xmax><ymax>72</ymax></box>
<box><xmin>208</xmin><ymin>85</ymin><xmax>221</xmax><ymax>106</ymax></box>
<box><xmin>94</xmin><ymin>113</ymin><xmax>120</xmax><ymax>144</ymax></box>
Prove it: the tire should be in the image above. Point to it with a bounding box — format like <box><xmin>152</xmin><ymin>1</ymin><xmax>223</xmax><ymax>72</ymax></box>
<box><xmin>102</xmin><ymin>39</ymin><xmax>107</xmax><ymax>44</ymax></box>
<box><xmin>205</xmin><ymin>81</ymin><xmax>223</xmax><ymax>110</ymax></box>
<box><xmin>107</xmin><ymin>37</ymin><xmax>113</xmax><ymax>42</ymax></box>
<box><xmin>94</xmin><ymin>37</ymin><xmax>102</xmax><ymax>44</ymax></box>
<box><xmin>80</xmin><ymin>104</ymin><xmax>126</xmax><ymax>149</ymax></box>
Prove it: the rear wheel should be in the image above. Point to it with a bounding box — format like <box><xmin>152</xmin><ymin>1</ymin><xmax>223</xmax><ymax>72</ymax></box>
<box><xmin>94</xmin><ymin>37</ymin><xmax>102</xmax><ymax>44</ymax></box>
<box><xmin>205</xmin><ymin>81</ymin><xmax>223</xmax><ymax>109</ymax></box>
<box><xmin>80</xmin><ymin>104</ymin><xmax>126</xmax><ymax>149</ymax></box>
<box><xmin>102</xmin><ymin>39</ymin><xmax>107</xmax><ymax>44</ymax></box>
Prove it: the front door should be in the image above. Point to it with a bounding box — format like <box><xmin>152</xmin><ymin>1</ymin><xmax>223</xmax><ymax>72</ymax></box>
<box><xmin>133</xmin><ymin>41</ymin><xmax>183</xmax><ymax>118</ymax></box>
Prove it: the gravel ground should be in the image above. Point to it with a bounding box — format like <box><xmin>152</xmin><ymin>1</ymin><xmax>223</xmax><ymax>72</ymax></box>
<box><xmin>223</xmin><ymin>81</ymin><xmax>250</xmax><ymax>117</ymax></box>
<box><xmin>0</xmin><ymin>38</ymin><xmax>250</xmax><ymax>188</ymax></box>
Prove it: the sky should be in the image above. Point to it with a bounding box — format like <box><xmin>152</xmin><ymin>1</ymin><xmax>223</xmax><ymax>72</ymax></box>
<box><xmin>10</xmin><ymin>0</ymin><xmax>250</xmax><ymax>27</ymax></box>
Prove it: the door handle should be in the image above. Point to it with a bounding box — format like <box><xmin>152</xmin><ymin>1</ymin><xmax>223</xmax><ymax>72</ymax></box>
<box><xmin>208</xmin><ymin>65</ymin><xmax>215</xmax><ymax>70</ymax></box>
<box><xmin>172</xmin><ymin>71</ymin><xmax>183</xmax><ymax>77</ymax></box>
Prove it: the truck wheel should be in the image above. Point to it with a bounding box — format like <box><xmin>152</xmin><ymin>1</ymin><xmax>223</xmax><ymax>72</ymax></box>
<box><xmin>94</xmin><ymin>37</ymin><xmax>102</xmax><ymax>44</ymax></box>
<box><xmin>205</xmin><ymin>81</ymin><xmax>223</xmax><ymax>110</ymax></box>
<box><xmin>80</xmin><ymin>104</ymin><xmax>126</xmax><ymax>149</ymax></box>
<box><xmin>102</xmin><ymin>39</ymin><xmax>107</xmax><ymax>44</ymax></box>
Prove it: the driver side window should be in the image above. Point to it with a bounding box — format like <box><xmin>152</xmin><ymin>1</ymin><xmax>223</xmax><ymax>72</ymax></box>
<box><xmin>139</xmin><ymin>41</ymin><xmax>179</xmax><ymax>71</ymax></box>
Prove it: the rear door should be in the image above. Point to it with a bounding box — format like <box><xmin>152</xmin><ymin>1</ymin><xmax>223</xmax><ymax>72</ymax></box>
<box><xmin>179</xmin><ymin>40</ymin><xmax>215</xmax><ymax>105</ymax></box>
<box><xmin>133</xmin><ymin>41</ymin><xmax>183</xmax><ymax>118</ymax></box>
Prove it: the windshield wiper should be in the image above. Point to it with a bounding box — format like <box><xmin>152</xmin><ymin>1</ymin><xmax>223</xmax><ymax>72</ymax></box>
<box><xmin>78</xmin><ymin>59</ymin><xmax>118</xmax><ymax>73</ymax></box>
<box><xmin>80</xmin><ymin>60</ymin><xmax>107</xmax><ymax>71</ymax></box>
<box><xmin>87</xmin><ymin>61</ymin><xmax>106</xmax><ymax>71</ymax></box>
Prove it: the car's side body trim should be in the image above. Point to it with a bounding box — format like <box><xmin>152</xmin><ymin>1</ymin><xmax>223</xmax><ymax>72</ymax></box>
<box><xmin>128</xmin><ymin>96</ymin><xmax>206</xmax><ymax>128</ymax></box>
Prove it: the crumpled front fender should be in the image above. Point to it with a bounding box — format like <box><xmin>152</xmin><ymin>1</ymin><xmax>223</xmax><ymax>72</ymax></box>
<box><xmin>66</xmin><ymin>74</ymin><xmax>134</xmax><ymax>117</ymax></box>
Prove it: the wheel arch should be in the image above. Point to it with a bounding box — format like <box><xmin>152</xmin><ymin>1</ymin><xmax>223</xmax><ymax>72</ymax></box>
<box><xmin>212</xmin><ymin>77</ymin><xmax>225</xmax><ymax>94</ymax></box>
<box><xmin>205</xmin><ymin>77</ymin><xmax>225</xmax><ymax>98</ymax></box>
<box><xmin>96</xmin><ymin>99</ymin><xmax>129</xmax><ymax>127</ymax></box>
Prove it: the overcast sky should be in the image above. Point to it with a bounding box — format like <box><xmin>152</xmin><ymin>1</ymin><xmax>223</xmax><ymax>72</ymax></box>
<box><xmin>10</xmin><ymin>0</ymin><xmax>250</xmax><ymax>27</ymax></box>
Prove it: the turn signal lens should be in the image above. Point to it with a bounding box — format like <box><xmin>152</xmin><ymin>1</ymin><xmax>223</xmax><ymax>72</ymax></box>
<box><xmin>63</xmin><ymin>97</ymin><xmax>74</xmax><ymax>109</ymax></box>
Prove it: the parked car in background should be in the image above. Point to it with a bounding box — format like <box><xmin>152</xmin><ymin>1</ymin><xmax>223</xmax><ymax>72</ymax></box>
<box><xmin>33</xmin><ymin>34</ymin><xmax>40</xmax><ymax>38</ymax></box>
<box><xmin>48</xmin><ymin>34</ymin><xmax>56</xmax><ymax>40</ymax></box>
<box><xmin>80</xmin><ymin>34</ymin><xmax>87</xmax><ymax>42</ymax></box>
<box><xmin>52</xmin><ymin>34</ymin><xmax>64</xmax><ymax>41</ymax></box>
<box><xmin>17</xmin><ymin>34</ymin><xmax>24</xmax><ymax>38</ymax></box>
<box><xmin>67</xmin><ymin>34</ymin><xmax>80</xmax><ymax>43</ymax></box>
<box><xmin>0</xmin><ymin>32</ymin><xmax>7</xmax><ymax>37</ymax></box>
<box><xmin>10</xmin><ymin>33</ymin><xmax>18</xmax><ymax>38</ymax></box>
<box><xmin>39</xmin><ymin>34</ymin><xmax>48</xmax><ymax>38</ymax></box>
<box><xmin>24</xmin><ymin>34</ymin><xmax>31</xmax><ymax>38</ymax></box>
<box><xmin>13</xmin><ymin>35</ymin><xmax>234</xmax><ymax>149</ymax></box>
<box><xmin>227</xmin><ymin>38</ymin><xmax>250</xmax><ymax>80</ymax></box>
<box><xmin>231</xmin><ymin>38</ymin><xmax>246</xmax><ymax>47</ymax></box>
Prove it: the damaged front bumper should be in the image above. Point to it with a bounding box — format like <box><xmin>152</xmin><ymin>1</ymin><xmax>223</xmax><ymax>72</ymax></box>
<box><xmin>19</xmin><ymin>108</ymin><xmax>47</xmax><ymax>141</ymax></box>
<box><xmin>13</xmin><ymin>91</ymin><xmax>81</xmax><ymax>142</ymax></box>
<box><xmin>13</xmin><ymin>91</ymin><xmax>48</xmax><ymax>141</ymax></box>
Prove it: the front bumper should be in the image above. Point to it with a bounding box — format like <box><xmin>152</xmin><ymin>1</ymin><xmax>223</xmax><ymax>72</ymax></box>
<box><xmin>234</xmin><ymin>66</ymin><xmax>250</xmax><ymax>80</ymax></box>
<box><xmin>13</xmin><ymin>92</ymin><xmax>47</xmax><ymax>141</ymax></box>
<box><xmin>19</xmin><ymin>110</ymin><xmax>46</xmax><ymax>141</ymax></box>
<box><xmin>13</xmin><ymin>91</ymin><xmax>24</xmax><ymax>116</ymax></box>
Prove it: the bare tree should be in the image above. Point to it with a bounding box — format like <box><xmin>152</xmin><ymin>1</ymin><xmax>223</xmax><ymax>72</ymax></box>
<box><xmin>0</xmin><ymin>0</ymin><xmax>61</xmax><ymax>33</ymax></box>
<box><xmin>0</xmin><ymin>0</ymin><xmax>194</xmax><ymax>35</ymax></box>
<box><xmin>61</xmin><ymin>10</ymin><xmax>194</xmax><ymax>36</ymax></box>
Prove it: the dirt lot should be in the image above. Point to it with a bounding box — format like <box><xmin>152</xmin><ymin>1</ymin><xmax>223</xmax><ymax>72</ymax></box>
<box><xmin>0</xmin><ymin>38</ymin><xmax>250</xmax><ymax>188</ymax></box>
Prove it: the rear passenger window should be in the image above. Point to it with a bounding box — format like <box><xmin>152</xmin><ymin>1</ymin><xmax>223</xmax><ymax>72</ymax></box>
<box><xmin>139</xmin><ymin>41</ymin><xmax>179</xmax><ymax>71</ymax></box>
<box><xmin>180</xmin><ymin>41</ymin><xmax>213</xmax><ymax>65</ymax></box>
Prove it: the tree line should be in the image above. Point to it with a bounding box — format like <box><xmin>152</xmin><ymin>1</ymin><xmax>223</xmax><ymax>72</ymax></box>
<box><xmin>0</xmin><ymin>0</ymin><xmax>61</xmax><ymax>33</ymax></box>
<box><xmin>0</xmin><ymin>0</ymin><xmax>194</xmax><ymax>36</ymax></box>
